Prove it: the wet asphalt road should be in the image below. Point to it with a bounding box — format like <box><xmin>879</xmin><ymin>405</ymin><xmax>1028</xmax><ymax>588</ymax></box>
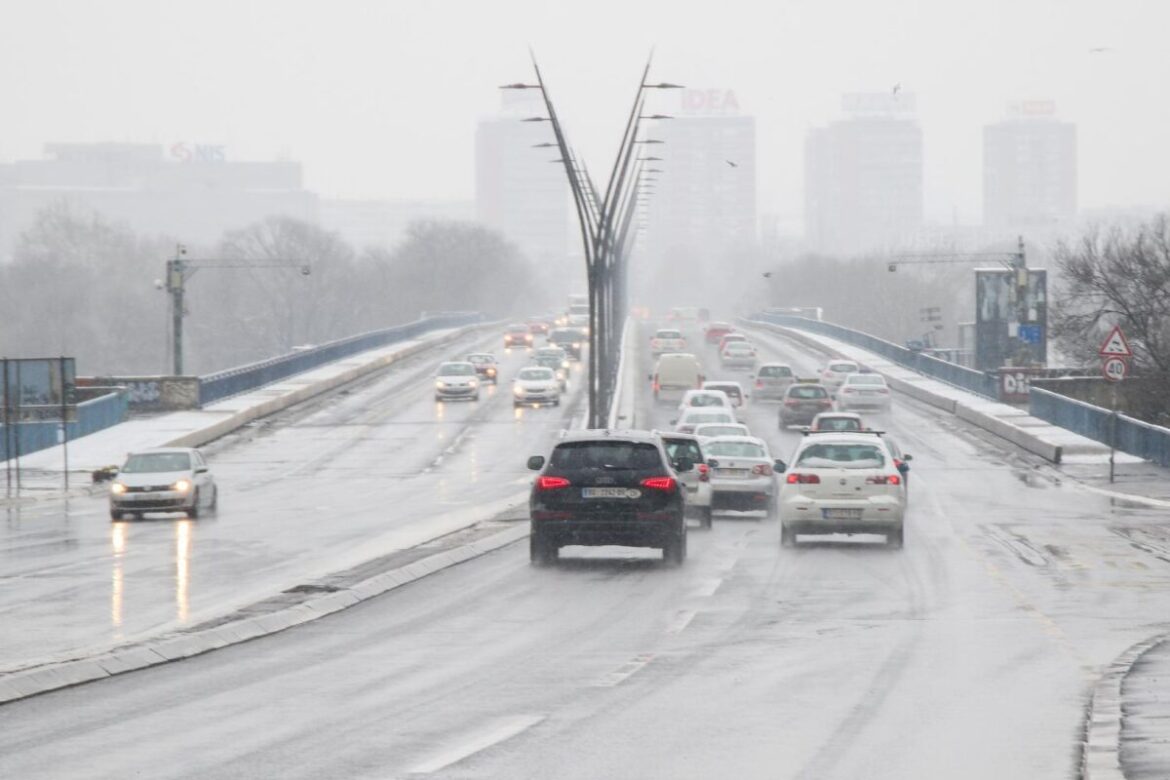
<box><xmin>2</xmin><ymin>322</ymin><xmax>1170</xmax><ymax>779</ymax></box>
<box><xmin>0</xmin><ymin>329</ymin><xmax>586</xmax><ymax>672</ymax></box>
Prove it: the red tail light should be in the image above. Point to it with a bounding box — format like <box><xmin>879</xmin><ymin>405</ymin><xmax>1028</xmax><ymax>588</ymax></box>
<box><xmin>537</xmin><ymin>476</ymin><xmax>571</xmax><ymax>490</ymax></box>
<box><xmin>641</xmin><ymin>476</ymin><xmax>677</xmax><ymax>491</ymax></box>
<box><xmin>751</xmin><ymin>463</ymin><xmax>773</xmax><ymax>476</ymax></box>
<box><xmin>866</xmin><ymin>474</ymin><xmax>902</xmax><ymax>485</ymax></box>
<box><xmin>784</xmin><ymin>399</ymin><xmax>799</xmax><ymax>406</ymax></box>
<box><xmin>786</xmin><ymin>473</ymin><xmax>821</xmax><ymax>484</ymax></box>
<box><xmin>755</xmin><ymin>380</ymin><xmax>764</xmax><ymax>388</ymax></box>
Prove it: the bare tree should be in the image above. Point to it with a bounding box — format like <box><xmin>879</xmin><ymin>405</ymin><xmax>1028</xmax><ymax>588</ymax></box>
<box><xmin>1051</xmin><ymin>215</ymin><xmax>1170</xmax><ymax>374</ymax></box>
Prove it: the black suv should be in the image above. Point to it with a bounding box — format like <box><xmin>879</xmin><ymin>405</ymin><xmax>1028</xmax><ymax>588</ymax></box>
<box><xmin>527</xmin><ymin>431</ymin><xmax>688</xmax><ymax>565</ymax></box>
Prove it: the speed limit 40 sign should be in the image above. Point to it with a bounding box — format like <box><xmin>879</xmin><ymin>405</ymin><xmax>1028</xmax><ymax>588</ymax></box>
<box><xmin>1102</xmin><ymin>357</ymin><xmax>1129</xmax><ymax>382</ymax></box>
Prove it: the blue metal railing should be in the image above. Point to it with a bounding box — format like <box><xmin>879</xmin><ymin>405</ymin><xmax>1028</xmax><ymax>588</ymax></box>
<box><xmin>748</xmin><ymin>312</ymin><xmax>999</xmax><ymax>399</ymax></box>
<box><xmin>199</xmin><ymin>312</ymin><xmax>483</xmax><ymax>406</ymax></box>
<box><xmin>1031</xmin><ymin>387</ymin><xmax>1170</xmax><ymax>467</ymax></box>
<box><xmin>1</xmin><ymin>390</ymin><xmax>128</xmax><ymax>462</ymax></box>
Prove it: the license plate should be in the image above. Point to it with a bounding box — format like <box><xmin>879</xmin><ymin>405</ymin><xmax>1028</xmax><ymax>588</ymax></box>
<box><xmin>822</xmin><ymin>508</ymin><xmax>862</xmax><ymax>520</ymax></box>
<box><xmin>718</xmin><ymin>468</ymin><xmax>750</xmax><ymax>478</ymax></box>
<box><xmin>582</xmin><ymin>487</ymin><xmax>641</xmax><ymax>499</ymax></box>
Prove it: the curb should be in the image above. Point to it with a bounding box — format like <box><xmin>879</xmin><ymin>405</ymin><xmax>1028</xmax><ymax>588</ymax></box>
<box><xmin>1080</xmin><ymin>631</ymin><xmax>1170</xmax><ymax>779</ymax></box>
<box><xmin>0</xmin><ymin>522</ymin><xmax>529</xmax><ymax>706</ymax></box>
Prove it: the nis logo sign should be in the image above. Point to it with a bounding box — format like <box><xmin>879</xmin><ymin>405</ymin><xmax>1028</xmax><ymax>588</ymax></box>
<box><xmin>679</xmin><ymin>89</ymin><xmax>741</xmax><ymax>116</ymax></box>
<box><xmin>169</xmin><ymin>143</ymin><xmax>226</xmax><ymax>163</ymax></box>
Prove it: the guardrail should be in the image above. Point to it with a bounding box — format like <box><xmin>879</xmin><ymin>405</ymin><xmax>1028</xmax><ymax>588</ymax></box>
<box><xmin>199</xmin><ymin>312</ymin><xmax>483</xmax><ymax>406</ymax></box>
<box><xmin>1031</xmin><ymin>387</ymin><xmax>1170</xmax><ymax>467</ymax></box>
<box><xmin>748</xmin><ymin>312</ymin><xmax>999</xmax><ymax>399</ymax></box>
<box><xmin>606</xmin><ymin>317</ymin><xmax>638</xmax><ymax>430</ymax></box>
<box><xmin>1</xmin><ymin>390</ymin><xmax>128</xmax><ymax>462</ymax></box>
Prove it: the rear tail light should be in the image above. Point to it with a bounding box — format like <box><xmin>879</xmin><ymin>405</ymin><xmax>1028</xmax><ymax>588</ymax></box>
<box><xmin>641</xmin><ymin>476</ymin><xmax>677</xmax><ymax>491</ymax></box>
<box><xmin>755</xmin><ymin>380</ymin><xmax>764</xmax><ymax>388</ymax></box>
<box><xmin>697</xmin><ymin>464</ymin><xmax>710</xmax><ymax>482</ymax></box>
<box><xmin>784</xmin><ymin>399</ymin><xmax>799</xmax><ymax>406</ymax></box>
<box><xmin>536</xmin><ymin>476</ymin><xmax>571</xmax><ymax>490</ymax></box>
<box><xmin>786</xmin><ymin>473</ymin><xmax>821</xmax><ymax>484</ymax></box>
<box><xmin>866</xmin><ymin>474</ymin><xmax>902</xmax><ymax>485</ymax></box>
<box><xmin>751</xmin><ymin>463</ymin><xmax>773</xmax><ymax>476</ymax></box>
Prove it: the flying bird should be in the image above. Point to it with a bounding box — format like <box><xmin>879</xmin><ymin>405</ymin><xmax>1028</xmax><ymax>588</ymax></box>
<box><xmin>762</xmin><ymin>271</ymin><xmax>773</xmax><ymax>279</ymax></box>
<box><xmin>726</xmin><ymin>160</ymin><xmax>738</xmax><ymax>168</ymax></box>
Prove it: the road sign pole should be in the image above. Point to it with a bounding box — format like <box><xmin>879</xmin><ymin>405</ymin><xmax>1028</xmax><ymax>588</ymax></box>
<box><xmin>61</xmin><ymin>355</ymin><xmax>69</xmax><ymax>493</ymax></box>
<box><xmin>1109</xmin><ymin>383</ymin><xmax>1118</xmax><ymax>484</ymax></box>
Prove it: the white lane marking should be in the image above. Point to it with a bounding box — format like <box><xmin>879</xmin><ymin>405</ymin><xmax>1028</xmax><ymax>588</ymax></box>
<box><xmin>409</xmin><ymin>714</ymin><xmax>545</xmax><ymax>774</ymax></box>
<box><xmin>689</xmin><ymin>577</ymin><xmax>723</xmax><ymax>598</ymax></box>
<box><xmin>666</xmin><ymin>609</ymin><xmax>696</xmax><ymax>635</ymax></box>
<box><xmin>592</xmin><ymin>653</ymin><xmax>656</xmax><ymax>688</ymax></box>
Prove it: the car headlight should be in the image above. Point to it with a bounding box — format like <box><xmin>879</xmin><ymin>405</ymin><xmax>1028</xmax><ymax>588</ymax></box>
<box><xmin>514</xmin><ymin>386</ymin><xmax>525</xmax><ymax>396</ymax></box>
<box><xmin>487</xmin><ymin>368</ymin><xmax>496</xmax><ymax>376</ymax></box>
<box><xmin>572</xmin><ymin>343</ymin><xmax>581</xmax><ymax>349</ymax></box>
<box><xmin>172</xmin><ymin>479</ymin><xmax>191</xmax><ymax>493</ymax></box>
<box><xmin>562</xmin><ymin>360</ymin><xmax>570</xmax><ymax>369</ymax></box>
<box><xmin>110</xmin><ymin>482</ymin><xmax>127</xmax><ymax>495</ymax></box>
<box><xmin>469</xmin><ymin>378</ymin><xmax>479</xmax><ymax>387</ymax></box>
<box><xmin>436</xmin><ymin>380</ymin><xmax>446</xmax><ymax>388</ymax></box>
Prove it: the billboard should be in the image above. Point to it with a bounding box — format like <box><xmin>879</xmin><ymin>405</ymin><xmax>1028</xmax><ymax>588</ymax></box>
<box><xmin>974</xmin><ymin>269</ymin><xmax>1047</xmax><ymax>370</ymax></box>
<box><xmin>1</xmin><ymin>358</ymin><xmax>77</xmax><ymax>422</ymax></box>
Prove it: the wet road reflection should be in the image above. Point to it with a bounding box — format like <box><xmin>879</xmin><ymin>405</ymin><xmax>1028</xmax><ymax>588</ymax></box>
<box><xmin>175</xmin><ymin>520</ymin><xmax>191</xmax><ymax>623</ymax></box>
<box><xmin>110</xmin><ymin>522</ymin><xmax>126</xmax><ymax>634</ymax></box>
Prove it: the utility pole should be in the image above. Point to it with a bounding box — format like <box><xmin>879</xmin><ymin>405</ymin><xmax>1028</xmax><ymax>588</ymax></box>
<box><xmin>166</xmin><ymin>244</ymin><xmax>188</xmax><ymax>375</ymax></box>
<box><xmin>163</xmin><ymin>247</ymin><xmax>310</xmax><ymax>376</ymax></box>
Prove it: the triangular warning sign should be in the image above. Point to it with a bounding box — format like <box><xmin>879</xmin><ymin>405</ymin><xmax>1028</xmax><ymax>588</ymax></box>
<box><xmin>1099</xmin><ymin>325</ymin><xmax>1133</xmax><ymax>357</ymax></box>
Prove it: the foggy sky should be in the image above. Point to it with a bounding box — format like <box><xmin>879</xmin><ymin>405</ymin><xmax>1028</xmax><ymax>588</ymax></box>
<box><xmin>2</xmin><ymin>0</ymin><xmax>1166</xmax><ymax>227</ymax></box>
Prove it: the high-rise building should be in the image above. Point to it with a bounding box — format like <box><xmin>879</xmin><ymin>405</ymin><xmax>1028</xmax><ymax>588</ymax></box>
<box><xmin>641</xmin><ymin>88</ymin><xmax>756</xmax><ymax>266</ymax></box>
<box><xmin>0</xmin><ymin>142</ymin><xmax>317</xmax><ymax>260</ymax></box>
<box><xmin>983</xmin><ymin>101</ymin><xmax>1077</xmax><ymax>231</ymax></box>
<box><xmin>475</xmin><ymin>91</ymin><xmax>569</xmax><ymax>264</ymax></box>
<box><xmin>804</xmin><ymin>93</ymin><xmax>923</xmax><ymax>256</ymax></box>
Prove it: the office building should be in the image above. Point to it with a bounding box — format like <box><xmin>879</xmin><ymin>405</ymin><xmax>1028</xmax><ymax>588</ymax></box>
<box><xmin>983</xmin><ymin>102</ymin><xmax>1077</xmax><ymax>231</ymax></box>
<box><xmin>641</xmin><ymin>88</ymin><xmax>756</xmax><ymax>265</ymax></box>
<box><xmin>0</xmin><ymin>142</ymin><xmax>318</xmax><ymax>260</ymax></box>
<box><xmin>804</xmin><ymin>93</ymin><xmax>923</xmax><ymax>256</ymax></box>
<box><xmin>475</xmin><ymin>91</ymin><xmax>569</xmax><ymax>264</ymax></box>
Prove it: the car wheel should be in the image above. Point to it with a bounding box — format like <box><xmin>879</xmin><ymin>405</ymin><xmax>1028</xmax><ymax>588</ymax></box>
<box><xmin>187</xmin><ymin>490</ymin><xmax>200</xmax><ymax>519</ymax></box>
<box><xmin>472</xmin><ymin>394</ymin><xmax>480</xmax><ymax>401</ymax></box>
<box><xmin>530</xmin><ymin>530</ymin><xmax>557</xmax><ymax>566</ymax></box>
<box><xmin>888</xmin><ymin>527</ymin><xmax>904</xmax><ymax>549</ymax></box>
<box><xmin>109</xmin><ymin>507</ymin><xmax>123</xmax><ymax>521</ymax></box>
<box><xmin>699</xmin><ymin>507</ymin><xmax>713</xmax><ymax>530</ymax></box>
<box><xmin>663</xmin><ymin>528</ymin><xmax>687</xmax><ymax>565</ymax></box>
<box><xmin>780</xmin><ymin>524</ymin><xmax>795</xmax><ymax>547</ymax></box>
<box><xmin>553</xmin><ymin>398</ymin><xmax>561</xmax><ymax>406</ymax></box>
<box><xmin>209</xmin><ymin>486</ymin><xmax>218</xmax><ymax>512</ymax></box>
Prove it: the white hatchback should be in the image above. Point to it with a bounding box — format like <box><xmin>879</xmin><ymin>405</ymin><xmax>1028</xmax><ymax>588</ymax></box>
<box><xmin>676</xmin><ymin>389</ymin><xmax>733</xmax><ymax>415</ymax></box>
<box><xmin>512</xmin><ymin>366</ymin><xmax>561</xmax><ymax>407</ymax></box>
<box><xmin>777</xmin><ymin>432</ymin><xmax>907</xmax><ymax>548</ymax></box>
<box><xmin>674</xmin><ymin>407</ymin><xmax>737</xmax><ymax>434</ymax></box>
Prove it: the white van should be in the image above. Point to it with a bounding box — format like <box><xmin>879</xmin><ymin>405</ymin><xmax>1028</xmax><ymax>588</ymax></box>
<box><xmin>651</xmin><ymin>353</ymin><xmax>705</xmax><ymax>404</ymax></box>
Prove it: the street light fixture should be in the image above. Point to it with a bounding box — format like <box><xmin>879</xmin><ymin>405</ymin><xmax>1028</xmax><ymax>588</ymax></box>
<box><xmin>531</xmin><ymin>142</ymin><xmax>557</xmax><ymax>148</ymax></box>
<box><xmin>643</xmin><ymin>82</ymin><xmax>685</xmax><ymax>89</ymax></box>
<box><xmin>633</xmin><ymin>139</ymin><xmax>665</xmax><ymax>144</ymax></box>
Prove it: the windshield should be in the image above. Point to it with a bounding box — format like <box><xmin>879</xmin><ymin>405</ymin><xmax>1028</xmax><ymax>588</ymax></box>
<box><xmin>122</xmin><ymin>452</ymin><xmax>191</xmax><ymax>473</ymax></box>
<box><xmin>684</xmin><ymin>411</ymin><xmax>733</xmax><ymax>424</ymax></box>
<box><xmin>467</xmin><ymin>355</ymin><xmax>493</xmax><ymax>365</ymax></box>
<box><xmin>789</xmin><ymin>386</ymin><xmax>829</xmax><ymax>399</ymax></box>
<box><xmin>695</xmin><ymin>425</ymin><xmax>745</xmax><ymax>437</ymax></box>
<box><xmin>796</xmin><ymin>443</ymin><xmax>886</xmax><ymax>469</ymax></box>
<box><xmin>759</xmin><ymin>366</ymin><xmax>793</xmax><ymax>378</ymax></box>
<box><xmin>656</xmin><ymin>330</ymin><xmax>681</xmax><ymax>339</ymax></box>
<box><xmin>663</xmin><ymin>438</ymin><xmax>703</xmax><ymax>464</ymax></box>
<box><xmin>549</xmin><ymin>441</ymin><xmax>662</xmax><ymax>470</ymax></box>
<box><xmin>828</xmin><ymin>362</ymin><xmax>859</xmax><ymax>373</ymax></box>
<box><xmin>689</xmin><ymin>395</ymin><xmax>725</xmax><ymax>407</ymax></box>
<box><xmin>438</xmin><ymin>363</ymin><xmax>475</xmax><ymax>376</ymax></box>
<box><xmin>816</xmin><ymin>417</ymin><xmax>862</xmax><ymax>431</ymax></box>
<box><xmin>518</xmin><ymin>368</ymin><xmax>553</xmax><ymax>381</ymax></box>
<box><xmin>706</xmin><ymin>441</ymin><xmax>767</xmax><ymax>458</ymax></box>
<box><xmin>846</xmin><ymin>375</ymin><xmax>885</xmax><ymax>386</ymax></box>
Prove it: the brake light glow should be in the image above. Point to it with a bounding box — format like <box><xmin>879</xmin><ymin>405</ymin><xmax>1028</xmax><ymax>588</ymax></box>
<box><xmin>640</xmin><ymin>476</ymin><xmax>677</xmax><ymax>491</ymax></box>
<box><xmin>751</xmin><ymin>463</ymin><xmax>773</xmax><ymax>476</ymax></box>
<box><xmin>697</xmin><ymin>463</ymin><xmax>710</xmax><ymax>482</ymax></box>
<box><xmin>536</xmin><ymin>476</ymin><xmax>571</xmax><ymax>490</ymax></box>
<box><xmin>755</xmin><ymin>380</ymin><xmax>764</xmax><ymax>388</ymax></box>
<box><xmin>866</xmin><ymin>474</ymin><xmax>902</xmax><ymax>485</ymax></box>
<box><xmin>786</xmin><ymin>473</ymin><xmax>821</xmax><ymax>484</ymax></box>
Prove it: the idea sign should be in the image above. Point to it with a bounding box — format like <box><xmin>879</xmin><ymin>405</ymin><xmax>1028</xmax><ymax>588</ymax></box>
<box><xmin>680</xmin><ymin>89</ymin><xmax>741</xmax><ymax>116</ymax></box>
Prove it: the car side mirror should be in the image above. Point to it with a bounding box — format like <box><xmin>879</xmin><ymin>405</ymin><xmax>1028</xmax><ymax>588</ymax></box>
<box><xmin>707</xmin><ymin>458</ymin><xmax>719</xmax><ymax>468</ymax></box>
<box><xmin>901</xmin><ymin>453</ymin><xmax>913</xmax><ymax>462</ymax></box>
<box><xmin>526</xmin><ymin>455</ymin><xmax>545</xmax><ymax>471</ymax></box>
<box><xmin>897</xmin><ymin>462</ymin><xmax>910</xmax><ymax>475</ymax></box>
<box><xmin>773</xmin><ymin>460</ymin><xmax>786</xmax><ymax>473</ymax></box>
<box><xmin>669</xmin><ymin>419</ymin><xmax>678</xmax><ymax>426</ymax></box>
<box><xmin>647</xmin><ymin>373</ymin><xmax>654</xmax><ymax>382</ymax></box>
<box><xmin>195</xmin><ymin>466</ymin><xmax>208</xmax><ymax>474</ymax></box>
<box><xmin>674</xmin><ymin>457</ymin><xmax>694</xmax><ymax>473</ymax></box>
